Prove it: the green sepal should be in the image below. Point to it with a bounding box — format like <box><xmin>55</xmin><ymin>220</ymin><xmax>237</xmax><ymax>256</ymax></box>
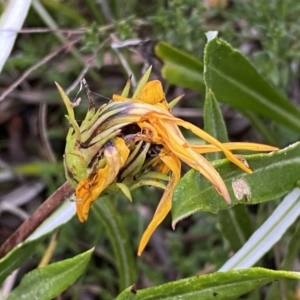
<box><xmin>132</xmin><ymin>66</ymin><xmax>152</xmax><ymax>99</ymax></box>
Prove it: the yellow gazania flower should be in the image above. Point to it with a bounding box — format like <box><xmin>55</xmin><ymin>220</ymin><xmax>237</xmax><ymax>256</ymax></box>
<box><xmin>110</xmin><ymin>68</ymin><xmax>278</xmax><ymax>255</ymax></box>
<box><xmin>59</xmin><ymin>67</ymin><xmax>277</xmax><ymax>256</ymax></box>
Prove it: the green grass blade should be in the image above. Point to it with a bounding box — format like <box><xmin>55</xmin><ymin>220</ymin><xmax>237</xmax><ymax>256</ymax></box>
<box><xmin>7</xmin><ymin>249</ymin><xmax>93</xmax><ymax>300</ymax></box>
<box><xmin>116</xmin><ymin>268</ymin><xmax>300</xmax><ymax>299</ymax></box>
<box><xmin>203</xmin><ymin>89</ymin><xmax>253</xmax><ymax>251</ymax></box>
<box><xmin>93</xmin><ymin>198</ymin><xmax>136</xmax><ymax>291</ymax></box>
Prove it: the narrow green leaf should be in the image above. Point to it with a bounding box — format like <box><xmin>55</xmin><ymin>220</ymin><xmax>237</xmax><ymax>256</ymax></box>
<box><xmin>115</xmin><ymin>183</ymin><xmax>132</xmax><ymax>202</ymax></box>
<box><xmin>116</xmin><ymin>268</ymin><xmax>300</xmax><ymax>300</ymax></box>
<box><xmin>0</xmin><ymin>239</ymin><xmax>41</xmax><ymax>285</ymax></box>
<box><xmin>155</xmin><ymin>42</ymin><xmax>205</xmax><ymax>93</ymax></box>
<box><xmin>7</xmin><ymin>248</ymin><xmax>93</xmax><ymax>300</ymax></box>
<box><xmin>172</xmin><ymin>142</ymin><xmax>300</xmax><ymax>226</ymax></box>
<box><xmin>204</xmin><ymin>35</ymin><xmax>300</xmax><ymax>132</ymax></box>
<box><xmin>115</xmin><ymin>285</ymin><xmax>137</xmax><ymax>300</ymax></box>
<box><xmin>217</xmin><ymin>205</ymin><xmax>253</xmax><ymax>252</ymax></box>
<box><xmin>132</xmin><ymin>66</ymin><xmax>152</xmax><ymax>99</ymax></box>
<box><xmin>203</xmin><ymin>89</ymin><xmax>228</xmax><ymax>160</ymax></box>
<box><xmin>92</xmin><ymin>198</ymin><xmax>136</xmax><ymax>291</ymax></box>
<box><xmin>203</xmin><ymin>89</ymin><xmax>253</xmax><ymax>251</ymax></box>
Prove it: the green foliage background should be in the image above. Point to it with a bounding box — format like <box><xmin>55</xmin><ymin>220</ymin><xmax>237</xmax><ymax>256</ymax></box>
<box><xmin>0</xmin><ymin>0</ymin><xmax>300</xmax><ymax>299</ymax></box>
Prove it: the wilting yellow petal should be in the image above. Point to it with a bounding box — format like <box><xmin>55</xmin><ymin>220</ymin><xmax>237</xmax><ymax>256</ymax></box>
<box><xmin>107</xmin><ymin>137</ymin><xmax>131</xmax><ymax>181</ymax></box>
<box><xmin>191</xmin><ymin>142</ymin><xmax>278</xmax><ymax>154</ymax></box>
<box><xmin>113</xmin><ymin>80</ymin><xmax>169</xmax><ymax>110</ymax></box>
<box><xmin>75</xmin><ymin>137</ymin><xmax>130</xmax><ymax>222</ymax></box>
<box><xmin>156</xmin><ymin>118</ymin><xmax>231</xmax><ymax>202</ymax></box>
<box><xmin>75</xmin><ymin>165</ymin><xmax>109</xmax><ymax>222</ymax></box>
<box><xmin>143</xmin><ymin>111</ymin><xmax>253</xmax><ymax>174</ymax></box>
<box><xmin>138</xmin><ymin>152</ymin><xmax>181</xmax><ymax>255</ymax></box>
<box><xmin>138</xmin><ymin>80</ymin><xmax>169</xmax><ymax>109</ymax></box>
<box><xmin>157</xmin><ymin>160</ymin><xmax>170</xmax><ymax>175</ymax></box>
<box><xmin>60</xmin><ymin>69</ymin><xmax>279</xmax><ymax>257</ymax></box>
<box><xmin>137</xmin><ymin>112</ymin><xmax>231</xmax><ymax>203</ymax></box>
<box><xmin>173</xmin><ymin>118</ymin><xmax>253</xmax><ymax>174</ymax></box>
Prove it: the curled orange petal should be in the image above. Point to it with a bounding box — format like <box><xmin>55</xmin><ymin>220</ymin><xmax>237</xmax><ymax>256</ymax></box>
<box><xmin>75</xmin><ymin>137</ymin><xmax>130</xmax><ymax>222</ymax></box>
<box><xmin>139</xmin><ymin>80</ymin><xmax>165</xmax><ymax>103</ymax></box>
<box><xmin>138</xmin><ymin>153</ymin><xmax>181</xmax><ymax>255</ymax></box>
<box><xmin>191</xmin><ymin>142</ymin><xmax>278</xmax><ymax>154</ymax></box>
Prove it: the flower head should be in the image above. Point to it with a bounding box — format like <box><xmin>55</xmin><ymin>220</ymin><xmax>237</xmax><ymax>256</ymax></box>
<box><xmin>58</xmin><ymin>67</ymin><xmax>278</xmax><ymax>255</ymax></box>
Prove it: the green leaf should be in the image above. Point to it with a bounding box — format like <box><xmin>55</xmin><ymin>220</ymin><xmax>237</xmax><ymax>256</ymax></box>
<box><xmin>7</xmin><ymin>248</ymin><xmax>93</xmax><ymax>300</ymax></box>
<box><xmin>172</xmin><ymin>142</ymin><xmax>300</xmax><ymax>226</ymax></box>
<box><xmin>203</xmin><ymin>89</ymin><xmax>228</xmax><ymax>159</ymax></box>
<box><xmin>217</xmin><ymin>205</ymin><xmax>253</xmax><ymax>252</ymax></box>
<box><xmin>116</xmin><ymin>268</ymin><xmax>300</xmax><ymax>300</ymax></box>
<box><xmin>0</xmin><ymin>201</ymin><xmax>75</xmax><ymax>284</ymax></box>
<box><xmin>155</xmin><ymin>42</ymin><xmax>205</xmax><ymax>93</ymax></box>
<box><xmin>115</xmin><ymin>285</ymin><xmax>137</xmax><ymax>300</ymax></box>
<box><xmin>93</xmin><ymin>198</ymin><xmax>136</xmax><ymax>292</ymax></box>
<box><xmin>204</xmin><ymin>34</ymin><xmax>300</xmax><ymax>133</ymax></box>
<box><xmin>0</xmin><ymin>238</ymin><xmax>42</xmax><ymax>285</ymax></box>
<box><xmin>203</xmin><ymin>89</ymin><xmax>253</xmax><ymax>251</ymax></box>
